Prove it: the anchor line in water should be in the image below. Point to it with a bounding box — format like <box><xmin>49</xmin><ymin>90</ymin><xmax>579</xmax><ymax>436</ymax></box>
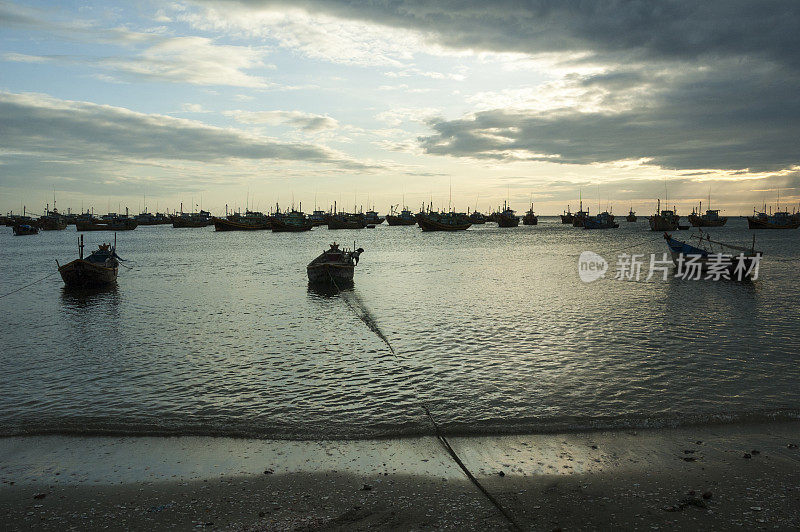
<box><xmin>326</xmin><ymin>272</ymin><xmax>523</xmax><ymax>531</ymax></box>
<box><xmin>0</xmin><ymin>270</ymin><xmax>60</xmax><ymax>299</ymax></box>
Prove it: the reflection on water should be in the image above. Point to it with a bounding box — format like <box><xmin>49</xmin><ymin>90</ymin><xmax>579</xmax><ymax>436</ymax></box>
<box><xmin>60</xmin><ymin>284</ymin><xmax>120</xmax><ymax>309</ymax></box>
<box><xmin>0</xmin><ymin>220</ymin><xmax>798</xmax><ymax>440</ymax></box>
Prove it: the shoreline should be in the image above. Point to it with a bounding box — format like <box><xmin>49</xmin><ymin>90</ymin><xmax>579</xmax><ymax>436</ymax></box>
<box><xmin>2</xmin><ymin>421</ymin><xmax>798</xmax><ymax>529</ymax></box>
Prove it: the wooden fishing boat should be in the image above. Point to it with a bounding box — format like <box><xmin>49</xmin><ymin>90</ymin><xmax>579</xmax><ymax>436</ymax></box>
<box><xmin>76</xmin><ymin>215</ymin><xmax>138</xmax><ymax>231</ymax></box>
<box><xmin>496</xmin><ymin>201</ymin><xmax>519</xmax><ymax>227</ymax></box>
<box><xmin>37</xmin><ymin>206</ymin><xmax>67</xmax><ymax>230</ymax></box>
<box><xmin>213</xmin><ymin>211</ymin><xmax>271</xmax><ymax>231</ymax></box>
<box><xmin>327</xmin><ymin>212</ymin><xmax>366</xmax><ymax>230</ymax></box>
<box><xmin>522</xmin><ymin>203</ymin><xmax>538</xmax><ymax>225</ymax></box>
<box><xmin>747</xmin><ymin>207</ymin><xmax>800</xmax><ymax>229</ymax></box>
<box><xmin>58</xmin><ymin>235</ymin><xmax>119</xmax><ymax>288</ymax></box>
<box><xmin>688</xmin><ymin>201</ymin><xmax>727</xmax><ymax>227</ymax></box>
<box><xmin>572</xmin><ymin>202</ymin><xmax>590</xmax><ymax>227</ymax></box>
<box><xmin>664</xmin><ymin>231</ymin><xmax>761</xmax><ymax>281</ymax></box>
<box><xmin>649</xmin><ymin>199</ymin><xmax>682</xmax><ymax>231</ymax></box>
<box><xmin>626</xmin><ymin>209</ymin><xmax>637</xmax><ymax>222</ymax></box>
<box><xmin>364</xmin><ymin>209</ymin><xmax>385</xmax><ymax>225</ymax></box>
<box><xmin>271</xmin><ymin>209</ymin><xmax>314</xmax><ymax>232</ymax></box>
<box><xmin>416</xmin><ymin>210</ymin><xmax>471</xmax><ymax>231</ymax></box>
<box><xmin>307</xmin><ymin>242</ymin><xmax>363</xmax><ymax>285</ymax></box>
<box><xmin>386</xmin><ymin>206</ymin><xmax>417</xmax><ymax>226</ymax></box>
<box><xmin>584</xmin><ymin>211</ymin><xmax>619</xmax><ymax>229</ymax></box>
<box><xmin>13</xmin><ymin>223</ymin><xmax>39</xmax><ymax>235</ymax></box>
<box><xmin>560</xmin><ymin>206</ymin><xmax>575</xmax><ymax>224</ymax></box>
<box><xmin>172</xmin><ymin>210</ymin><xmax>212</xmax><ymax>228</ymax></box>
<box><xmin>468</xmin><ymin>210</ymin><xmax>487</xmax><ymax>224</ymax></box>
<box><xmin>309</xmin><ymin>209</ymin><xmax>328</xmax><ymax>226</ymax></box>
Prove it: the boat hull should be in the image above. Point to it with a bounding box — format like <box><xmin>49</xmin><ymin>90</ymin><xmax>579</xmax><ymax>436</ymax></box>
<box><xmin>747</xmin><ymin>217</ymin><xmax>800</xmax><ymax>229</ymax></box>
<box><xmin>560</xmin><ymin>214</ymin><xmax>574</xmax><ymax>224</ymax></box>
<box><xmin>327</xmin><ymin>219</ymin><xmax>366</xmax><ymax>229</ymax></box>
<box><xmin>172</xmin><ymin>218</ymin><xmax>210</xmax><ymax>228</ymax></box>
<box><xmin>626</xmin><ymin>215</ymin><xmax>637</xmax><ymax>222</ymax></box>
<box><xmin>522</xmin><ymin>215</ymin><xmax>538</xmax><ymax>225</ymax></box>
<box><xmin>417</xmin><ymin>216</ymin><xmax>471</xmax><ymax>231</ymax></box>
<box><xmin>76</xmin><ymin>220</ymin><xmax>138</xmax><ymax>231</ymax></box>
<box><xmin>385</xmin><ymin>216</ymin><xmax>416</xmax><ymax>226</ymax></box>
<box><xmin>688</xmin><ymin>215</ymin><xmax>727</xmax><ymax>227</ymax></box>
<box><xmin>12</xmin><ymin>224</ymin><xmax>39</xmax><ymax>235</ymax></box>
<box><xmin>307</xmin><ymin>263</ymin><xmax>355</xmax><ymax>284</ymax></box>
<box><xmin>649</xmin><ymin>216</ymin><xmax>679</xmax><ymax>231</ymax></box>
<box><xmin>271</xmin><ymin>220</ymin><xmax>313</xmax><ymax>232</ymax></box>
<box><xmin>58</xmin><ymin>259</ymin><xmax>118</xmax><ymax>288</ymax></box>
<box><xmin>213</xmin><ymin>217</ymin><xmax>271</xmax><ymax>231</ymax></box>
<box><xmin>497</xmin><ymin>216</ymin><xmax>519</xmax><ymax>228</ymax></box>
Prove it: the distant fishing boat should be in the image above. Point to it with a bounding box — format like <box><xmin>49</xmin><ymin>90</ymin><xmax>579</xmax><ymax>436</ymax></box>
<box><xmin>664</xmin><ymin>231</ymin><xmax>761</xmax><ymax>281</ymax></box>
<box><xmin>172</xmin><ymin>210</ymin><xmax>213</xmax><ymax>228</ymax></box>
<box><xmin>307</xmin><ymin>242</ymin><xmax>364</xmax><ymax>285</ymax></box>
<box><xmin>688</xmin><ymin>200</ymin><xmax>727</xmax><ymax>227</ymax></box>
<box><xmin>584</xmin><ymin>211</ymin><xmax>619</xmax><ymax>229</ymax></box>
<box><xmin>76</xmin><ymin>214</ymin><xmax>138</xmax><ymax>231</ymax></box>
<box><xmin>364</xmin><ymin>209</ymin><xmax>385</xmax><ymax>225</ymax></box>
<box><xmin>416</xmin><ymin>209</ymin><xmax>471</xmax><ymax>231</ymax></box>
<box><xmin>309</xmin><ymin>209</ymin><xmax>328</xmax><ymax>226</ymax></box>
<box><xmin>37</xmin><ymin>205</ymin><xmax>67</xmax><ymax>230</ymax></box>
<box><xmin>12</xmin><ymin>223</ymin><xmax>39</xmax><ymax>236</ymax></box>
<box><xmin>572</xmin><ymin>200</ymin><xmax>590</xmax><ymax>228</ymax></box>
<box><xmin>386</xmin><ymin>205</ymin><xmax>417</xmax><ymax>226</ymax></box>
<box><xmin>560</xmin><ymin>206</ymin><xmax>575</xmax><ymax>224</ymax></box>
<box><xmin>135</xmin><ymin>212</ymin><xmax>171</xmax><ymax>225</ymax></box>
<box><xmin>271</xmin><ymin>207</ymin><xmax>314</xmax><ymax>232</ymax></box>
<box><xmin>327</xmin><ymin>202</ymin><xmax>366</xmax><ymax>230</ymax></box>
<box><xmin>747</xmin><ymin>205</ymin><xmax>800</xmax><ymax>229</ymax></box>
<box><xmin>649</xmin><ymin>199</ymin><xmax>685</xmax><ymax>231</ymax></box>
<box><xmin>522</xmin><ymin>203</ymin><xmax>538</xmax><ymax>225</ymax></box>
<box><xmin>58</xmin><ymin>235</ymin><xmax>120</xmax><ymax>288</ymax></box>
<box><xmin>626</xmin><ymin>208</ymin><xmax>637</xmax><ymax>222</ymax></box>
<box><xmin>213</xmin><ymin>210</ymin><xmax>271</xmax><ymax>231</ymax></box>
<box><xmin>468</xmin><ymin>210</ymin><xmax>487</xmax><ymax>224</ymax></box>
<box><xmin>496</xmin><ymin>201</ymin><xmax>519</xmax><ymax>227</ymax></box>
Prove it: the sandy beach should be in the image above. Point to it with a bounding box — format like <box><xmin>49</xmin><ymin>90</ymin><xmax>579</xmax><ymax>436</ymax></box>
<box><xmin>1</xmin><ymin>421</ymin><xmax>798</xmax><ymax>530</ymax></box>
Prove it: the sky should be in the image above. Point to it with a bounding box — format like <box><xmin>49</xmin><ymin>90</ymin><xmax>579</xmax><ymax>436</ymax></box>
<box><xmin>1</xmin><ymin>0</ymin><xmax>799</xmax><ymax>216</ymax></box>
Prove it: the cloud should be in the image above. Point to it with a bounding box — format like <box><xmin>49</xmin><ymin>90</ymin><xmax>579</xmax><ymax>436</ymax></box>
<box><xmin>225</xmin><ymin>110</ymin><xmax>339</xmax><ymax>131</ymax></box>
<box><xmin>0</xmin><ymin>92</ymin><xmax>377</xmax><ymax>171</ymax></box>
<box><xmin>376</xmin><ymin>107</ymin><xmax>441</xmax><ymax>127</ymax></box>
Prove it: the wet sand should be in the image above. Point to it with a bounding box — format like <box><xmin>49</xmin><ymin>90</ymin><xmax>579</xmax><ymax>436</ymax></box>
<box><xmin>1</xmin><ymin>421</ymin><xmax>798</xmax><ymax>530</ymax></box>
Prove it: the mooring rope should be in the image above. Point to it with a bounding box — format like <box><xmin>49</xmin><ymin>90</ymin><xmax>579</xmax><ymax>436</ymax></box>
<box><xmin>327</xmin><ymin>270</ymin><xmax>523</xmax><ymax>531</ymax></box>
<box><xmin>0</xmin><ymin>270</ymin><xmax>60</xmax><ymax>299</ymax></box>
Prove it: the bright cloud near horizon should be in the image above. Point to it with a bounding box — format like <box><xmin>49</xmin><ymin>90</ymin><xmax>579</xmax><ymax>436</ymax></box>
<box><xmin>1</xmin><ymin>0</ymin><xmax>799</xmax><ymax>215</ymax></box>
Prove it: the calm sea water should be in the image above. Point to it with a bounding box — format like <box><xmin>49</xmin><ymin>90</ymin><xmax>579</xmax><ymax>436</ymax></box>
<box><xmin>1</xmin><ymin>217</ymin><xmax>798</xmax><ymax>439</ymax></box>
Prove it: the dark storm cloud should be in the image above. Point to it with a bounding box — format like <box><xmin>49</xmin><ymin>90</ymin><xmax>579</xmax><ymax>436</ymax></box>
<box><xmin>200</xmin><ymin>0</ymin><xmax>800</xmax><ymax>172</ymax></box>
<box><xmin>0</xmin><ymin>92</ymin><xmax>376</xmax><ymax>171</ymax></box>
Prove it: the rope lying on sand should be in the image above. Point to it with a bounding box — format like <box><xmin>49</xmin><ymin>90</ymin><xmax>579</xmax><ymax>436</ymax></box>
<box><xmin>327</xmin><ymin>272</ymin><xmax>523</xmax><ymax>531</ymax></box>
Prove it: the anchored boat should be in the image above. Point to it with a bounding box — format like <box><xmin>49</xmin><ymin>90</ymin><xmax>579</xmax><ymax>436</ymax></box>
<box><xmin>747</xmin><ymin>206</ymin><xmax>800</xmax><ymax>229</ymax></box>
<box><xmin>307</xmin><ymin>242</ymin><xmax>364</xmax><ymax>285</ymax></box>
<box><xmin>12</xmin><ymin>223</ymin><xmax>39</xmax><ymax>236</ymax></box>
<box><xmin>271</xmin><ymin>207</ymin><xmax>314</xmax><ymax>232</ymax></box>
<box><xmin>386</xmin><ymin>205</ymin><xmax>417</xmax><ymax>226</ymax></box>
<box><xmin>522</xmin><ymin>203</ymin><xmax>538</xmax><ymax>225</ymax></box>
<box><xmin>560</xmin><ymin>206</ymin><xmax>575</xmax><ymax>224</ymax></box>
<box><xmin>626</xmin><ymin>208</ymin><xmax>637</xmax><ymax>222</ymax></box>
<box><xmin>58</xmin><ymin>235</ymin><xmax>120</xmax><ymax>288</ymax></box>
<box><xmin>584</xmin><ymin>211</ymin><xmax>619</xmax><ymax>229</ymax></box>
<box><xmin>496</xmin><ymin>201</ymin><xmax>519</xmax><ymax>228</ymax></box>
<box><xmin>416</xmin><ymin>209</ymin><xmax>471</xmax><ymax>231</ymax></box>
<box><xmin>663</xmin><ymin>231</ymin><xmax>761</xmax><ymax>281</ymax></box>
<box><xmin>649</xmin><ymin>199</ymin><xmax>686</xmax><ymax>231</ymax></box>
<box><xmin>213</xmin><ymin>210</ymin><xmax>271</xmax><ymax>231</ymax></box>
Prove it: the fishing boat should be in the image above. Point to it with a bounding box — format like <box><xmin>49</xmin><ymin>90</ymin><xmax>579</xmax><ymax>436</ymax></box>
<box><xmin>747</xmin><ymin>206</ymin><xmax>800</xmax><ymax>229</ymax></box>
<box><xmin>307</xmin><ymin>242</ymin><xmax>364</xmax><ymax>285</ymax></box>
<box><xmin>12</xmin><ymin>223</ymin><xmax>39</xmax><ymax>235</ymax></box>
<box><xmin>271</xmin><ymin>208</ymin><xmax>314</xmax><ymax>232</ymax></box>
<box><xmin>496</xmin><ymin>201</ymin><xmax>519</xmax><ymax>227</ymax></box>
<box><xmin>626</xmin><ymin>208</ymin><xmax>637</xmax><ymax>222</ymax></box>
<box><xmin>135</xmin><ymin>212</ymin><xmax>171</xmax><ymax>225</ymax></box>
<box><xmin>584</xmin><ymin>211</ymin><xmax>619</xmax><ymax>229</ymax></box>
<box><xmin>213</xmin><ymin>210</ymin><xmax>271</xmax><ymax>231</ymax></box>
<box><xmin>572</xmin><ymin>200</ymin><xmax>590</xmax><ymax>228</ymax></box>
<box><xmin>522</xmin><ymin>203</ymin><xmax>538</xmax><ymax>225</ymax></box>
<box><xmin>560</xmin><ymin>206</ymin><xmax>575</xmax><ymax>224</ymax></box>
<box><xmin>76</xmin><ymin>213</ymin><xmax>138</xmax><ymax>231</ymax></box>
<box><xmin>649</xmin><ymin>199</ymin><xmax>684</xmax><ymax>231</ymax></box>
<box><xmin>37</xmin><ymin>205</ymin><xmax>67</xmax><ymax>230</ymax></box>
<box><xmin>468</xmin><ymin>210</ymin><xmax>487</xmax><ymax>224</ymax></box>
<box><xmin>664</xmin><ymin>231</ymin><xmax>761</xmax><ymax>281</ymax></box>
<box><xmin>58</xmin><ymin>235</ymin><xmax>120</xmax><ymax>288</ymax></box>
<box><xmin>309</xmin><ymin>209</ymin><xmax>328</xmax><ymax>226</ymax></box>
<box><xmin>172</xmin><ymin>210</ymin><xmax>212</xmax><ymax>228</ymax></box>
<box><xmin>688</xmin><ymin>201</ymin><xmax>727</xmax><ymax>227</ymax></box>
<box><xmin>327</xmin><ymin>204</ymin><xmax>366</xmax><ymax>230</ymax></box>
<box><xmin>364</xmin><ymin>209</ymin><xmax>385</xmax><ymax>225</ymax></box>
<box><xmin>416</xmin><ymin>210</ymin><xmax>471</xmax><ymax>231</ymax></box>
<box><xmin>386</xmin><ymin>205</ymin><xmax>417</xmax><ymax>226</ymax></box>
